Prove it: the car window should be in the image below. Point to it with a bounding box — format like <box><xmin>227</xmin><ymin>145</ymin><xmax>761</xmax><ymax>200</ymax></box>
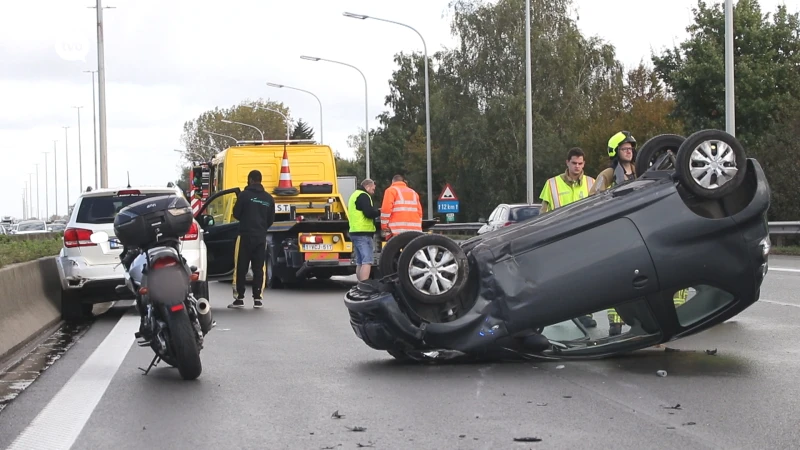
<box><xmin>510</xmin><ymin>206</ymin><xmax>540</xmax><ymax>222</ymax></box>
<box><xmin>204</xmin><ymin>191</ymin><xmax>239</xmax><ymax>225</ymax></box>
<box><xmin>18</xmin><ymin>221</ymin><xmax>46</xmax><ymax>231</ymax></box>
<box><xmin>76</xmin><ymin>192</ymin><xmax>171</xmax><ymax>224</ymax></box>
<box><xmin>487</xmin><ymin>206</ymin><xmax>501</xmax><ymax>222</ymax></box>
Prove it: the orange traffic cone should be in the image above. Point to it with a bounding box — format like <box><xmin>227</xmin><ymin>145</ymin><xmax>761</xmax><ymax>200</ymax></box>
<box><xmin>274</xmin><ymin>146</ymin><xmax>298</xmax><ymax>195</ymax></box>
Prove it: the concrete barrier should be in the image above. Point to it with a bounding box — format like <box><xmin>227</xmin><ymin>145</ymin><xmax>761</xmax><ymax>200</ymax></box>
<box><xmin>0</xmin><ymin>257</ymin><xmax>62</xmax><ymax>360</ymax></box>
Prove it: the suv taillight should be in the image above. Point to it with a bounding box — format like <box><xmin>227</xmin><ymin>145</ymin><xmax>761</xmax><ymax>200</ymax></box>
<box><xmin>63</xmin><ymin>228</ymin><xmax>97</xmax><ymax>248</ymax></box>
<box><xmin>181</xmin><ymin>222</ymin><xmax>199</xmax><ymax>241</ymax></box>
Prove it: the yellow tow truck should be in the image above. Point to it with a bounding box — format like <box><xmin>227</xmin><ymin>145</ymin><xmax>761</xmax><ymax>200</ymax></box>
<box><xmin>193</xmin><ymin>139</ymin><xmax>436</xmax><ymax>288</ymax></box>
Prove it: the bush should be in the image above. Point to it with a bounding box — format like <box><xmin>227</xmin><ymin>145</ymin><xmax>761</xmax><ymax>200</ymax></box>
<box><xmin>0</xmin><ymin>235</ymin><xmax>63</xmax><ymax>269</ymax></box>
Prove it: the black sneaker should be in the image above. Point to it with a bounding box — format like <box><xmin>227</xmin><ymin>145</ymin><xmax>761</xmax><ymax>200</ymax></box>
<box><xmin>253</xmin><ymin>299</ymin><xmax>263</xmax><ymax>309</ymax></box>
<box><xmin>228</xmin><ymin>299</ymin><xmax>245</xmax><ymax>309</ymax></box>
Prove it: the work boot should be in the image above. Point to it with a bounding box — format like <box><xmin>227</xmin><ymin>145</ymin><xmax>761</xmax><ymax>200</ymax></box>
<box><xmin>609</xmin><ymin>323</ymin><xmax>623</xmax><ymax>336</ymax></box>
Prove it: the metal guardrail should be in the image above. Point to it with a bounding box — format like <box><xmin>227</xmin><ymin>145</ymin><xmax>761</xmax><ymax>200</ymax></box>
<box><xmin>431</xmin><ymin>222</ymin><xmax>800</xmax><ymax>236</ymax></box>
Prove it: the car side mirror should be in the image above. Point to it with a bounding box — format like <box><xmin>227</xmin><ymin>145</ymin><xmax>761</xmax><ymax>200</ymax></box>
<box><xmin>200</xmin><ymin>214</ymin><xmax>215</xmax><ymax>227</ymax></box>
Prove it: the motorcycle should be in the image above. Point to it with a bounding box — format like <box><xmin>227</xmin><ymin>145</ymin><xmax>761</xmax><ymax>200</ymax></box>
<box><xmin>89</xmin><ymin>194</ymin><xmax>214</xmax><ymax>380</ymax></box>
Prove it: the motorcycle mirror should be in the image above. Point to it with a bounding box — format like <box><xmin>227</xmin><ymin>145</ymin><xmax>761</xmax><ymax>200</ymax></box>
<box><xmin>90</xmin><ymin>231</ymin><xmax>110</xmax><ymax>244</ymax></box>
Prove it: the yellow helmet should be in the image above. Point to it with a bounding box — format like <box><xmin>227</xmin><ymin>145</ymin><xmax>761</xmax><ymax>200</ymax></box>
<box><xmin>607</xmin><ymin>131</ymin><xmax>637</xmax><ymax>158</ymax></box>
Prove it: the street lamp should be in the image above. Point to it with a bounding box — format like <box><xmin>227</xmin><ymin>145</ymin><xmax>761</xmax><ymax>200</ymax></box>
<box><xmin>199</xmin><ymin>128</ymin><xmax>238</xmax><ymax>144</ymax></box>
<box><xmin>175</xmin><ymin>149</ymin><xmax>207</xmax><ymax>161</ymax></box>
<box><xmin>63</xmin><ymin>126</ymin><xmax>70</xmax><ymax>208</ymax></box>
<box><xmin>300</xmin><ymin>55</ymin><xmax>369</xmax><ymax>179</ymax></box>
<box><xmin>52</xmin><ymin>140</ymin><xmax>58</xmax><ymax>217</ymax></box>
<box><xmin>34</xmin><ymin>163</ymin><xmax>40</xmax><ymax>219</ymax></box>
<box><xmin>42</xmin><ymin>151</ymin><xmax>50</xmax><ymax>219</ymax></box>
<box><xmin>73</xmin><ymin>106</ymin><xmax>85</xmax><ymax>192</ymax></box>
<box><xmin>343</xmin><ymin>12</ymin><xmax>432</xmax><ymax>218</ymax></box>
<box><xmin>83</xmin><ymin>69</ymin><xmax>99</xmax><ymax>188</ymax></box>
<box><xmin>524</xmin><ymin>0</ymin><xmax>533</xmax><ymax>204</ymax></box>
<box><xmin>243</xmin><ymin>104</ymin><xmax>291</xmax><ymax>140</ymax></box>
<box><xmin>266</xmin><ymin>82</ymin><xmax>324</xmax><ymax>143</ymax></box>
<box><xmin>725</xmin><ymin>0</ymin><xmax>735</xmax><ymax>136</ymax></box>
<box><xmin>221</xmin><ymin>119</ymin><xmax>264</xmax><ymax>140</ymax></box>
<box><xmin>28</xmin><ymin>174</ymin><xmax>33</xmax><ymax>219</ymax></box>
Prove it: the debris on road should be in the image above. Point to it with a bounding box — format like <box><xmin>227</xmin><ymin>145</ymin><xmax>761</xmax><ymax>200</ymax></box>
<box><xmin>657</xmin><ymin>370</ymin><xmax>668</xmax><ymax>377</ymax></box>
<box><xmin>683</xmin><ymin>422</ymin><xmax>697</xmax><ymax>426</ymax></box>
<box><xmin>356</xmin><ymin>442</ymin><xmax>375</xmax><ymax>448</ymax></box>
<box><xmin>346</xmin><ymin>426</ymin><xmax>367</xmax><ymax>432</ymax></box>
<box><xmin>706</xmin><ymin>348</ymin><xmax>718</xmax><ymax>355</ymax></box>
<box><xmin>513</xmin><ymin>436</ymin><xmax>543</xmax><ymax>442</ymax></box>
<box><xmin>661</xmin><ymin>404</ymin><xmax>682</xmax><ymax>410</ymax></box>
<box><xmin>555</xmin><ymin>365</ymin><xmax>565</xmax><ymax>369</ymax></box>
<box><xmin>331</xmin><ymin>410</ymin><xmax>344</xmax><ymax>419</ymax></box>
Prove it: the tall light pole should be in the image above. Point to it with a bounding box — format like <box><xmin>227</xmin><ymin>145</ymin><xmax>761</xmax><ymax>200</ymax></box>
<box><xmin>28</xmin><ymin>174</ymin><xmax>33</xmax><ymax>218</ymax></box>
<box><xmin>524</xmin><ymin>0</ymin><xmax>533</xmax><ymax>204</ymax></box>
<box><xmin>90</xmin><ymin>0</ymin><xmax>115</xmax><ymax>188</ymax></box>
<box><xmin>221</xmin><ymin>119</ymin><xmax>264</xmax><ymax>140</ymax></box>
<box><xmin>84</xmin><ymin>69</ymin><xmax>99</xmax><ymax>188</ymax></box>
<box><xmin>22</xmin><ymin>188</ymin><xmax>27</xmax><ymax>220</ymax></box>
<box><xmin>343</xmin><ymin>12</ymin><xmax>432</xmax><ymax>218</ymax></box>
<box><xmin>42</xmin><ymin>151</ymin><xmax>49</xmax><ymax>219</ymax></box>
<box><xmin>199</xmin><ymin>128</ymin><xmax>238</xmax><ymax>144</ymax></box>
<box><xmin>73</xmin><ymin>106</ymin><xmax>84</xmax><ymax>192</ymax></box>
<box><xmin>300</xmin><ymin>55</ymin><xmax>370</xmax><ymax>180</ymax></box>
<box><xmin>34</xmin><ymin>163</ymin><xmax>40</xmax><ymax>219</ymax></box>
<box><xmin>63</xmin><ymin>126</ymin><xmax>71</xmax><ymax>208</ymax></box>
<box><xmin>266</xmin><ymin>82</ymin><xmax>324</xmax><ymax>143</ymax></box>
<box><xmin>53</xmin><ymin>140</ymin><xmax>58</xmax><ymax>217</ymax></box>
<box><xmin>242</xmin><ymin>105</ymin><xmax>291</xmax><ymax>140</ymax></box>
<box><xmin>725</xmin><ymin>0</ymin><xmax>735</xmax><ymax>136</ymax></box>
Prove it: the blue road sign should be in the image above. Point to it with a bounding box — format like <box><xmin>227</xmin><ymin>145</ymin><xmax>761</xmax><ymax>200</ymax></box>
<box><xmin>437</xmin><ymin>200</ymin><xmax>459</xmax><ymax>214</ymax></box>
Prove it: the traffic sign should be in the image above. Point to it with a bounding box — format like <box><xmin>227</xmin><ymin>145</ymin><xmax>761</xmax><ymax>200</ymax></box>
<box><xmin>439</xmin><ymin>183</ymin><xmax>458</xmax><ymax>201</ymax></box>
<box><xmin>437</xmin><ymin>200</ymin><xmax>459</xmax><ymax>214</ymax></box>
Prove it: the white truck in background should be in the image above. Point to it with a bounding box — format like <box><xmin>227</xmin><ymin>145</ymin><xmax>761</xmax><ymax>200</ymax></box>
<box><xmin>337</xmin><ymin>176</ymin><xmax>357</xmax><ymax>203</ymax></box>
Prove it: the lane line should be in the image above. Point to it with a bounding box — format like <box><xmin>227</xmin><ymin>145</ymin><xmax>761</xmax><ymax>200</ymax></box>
<box><xmin>770</xmin><ymin>267</ymin><xmax>800</xmax><ymax>273</ymax></box>
<box><xmin>7</xmin><ymin>313</ymin><xmax>139</xmax><ymax>450</ymax></box>
<box><xmin>760</xmin><ymin>299</ymin><xmax>800</xmax><ymax>308</ymax></box>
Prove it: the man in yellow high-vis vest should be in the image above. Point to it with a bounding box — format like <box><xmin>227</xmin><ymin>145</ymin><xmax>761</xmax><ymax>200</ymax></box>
<box><xmin>348</xmin><ymin>179</ymin><xmax>381</xmax><ymax>281</ymax></box>
<box><xmin>539</xmin><ymin>147</ymin><xmax>597</xmax><ymax>328</ymax></box>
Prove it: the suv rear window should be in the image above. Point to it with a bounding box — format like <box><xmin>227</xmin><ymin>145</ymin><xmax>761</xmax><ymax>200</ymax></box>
<box><xmin>76</xmin><ymin>192</ymin><xmax>173</xmax><ymax>224</ymax></box>
<box><xmin>510</xmin><ymin>206</ymin><xmax>540</xmax><ymax>222</ymax></box>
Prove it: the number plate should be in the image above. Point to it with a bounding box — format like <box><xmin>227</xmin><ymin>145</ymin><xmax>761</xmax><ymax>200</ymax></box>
<box><xmin>109</xmin><ymin>240</ymin><xmax>119</xmax><ymax>249</ymax></box>
<box><xmin>303</xmin><ymin>244</ymin><xmax>333</xmax><ymax>251</ymax></box>
<box><xmin>276</xmin><ymin>204</ymin><xmax>292</xmax><ymax>213</ymax></box>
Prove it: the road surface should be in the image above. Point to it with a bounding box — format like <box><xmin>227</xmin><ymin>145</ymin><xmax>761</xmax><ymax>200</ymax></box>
<box><xmin>1</xmin><ymin>256</ymin><xmax>799</xmax><ymax>449</ymax></box>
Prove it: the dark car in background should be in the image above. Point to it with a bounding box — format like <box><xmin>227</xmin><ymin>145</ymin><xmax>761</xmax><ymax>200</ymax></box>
<box><xmin>343</xmin><ymin>129</ymin><xmax>771</xmax><ymax>362</ymax></box>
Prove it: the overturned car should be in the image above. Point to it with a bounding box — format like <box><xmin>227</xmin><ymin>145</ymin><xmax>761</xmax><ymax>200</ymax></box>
<box><xmin>344</xmin><ymin>130</ymin><xmax>772</xmax><ymax>362</ymax></box>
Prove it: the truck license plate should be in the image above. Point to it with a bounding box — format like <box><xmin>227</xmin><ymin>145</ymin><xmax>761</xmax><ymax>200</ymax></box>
<box><xmin>303</xmin><ymin>244</ymin><xmax>333</xmax><ymax>251</ymax></box>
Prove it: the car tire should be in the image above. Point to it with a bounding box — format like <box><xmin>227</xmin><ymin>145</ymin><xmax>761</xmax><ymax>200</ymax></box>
<box><xmin>397</xmin><ymin>234</ymin><xmax>469</xmax><ymax>304</ymax></box>
<box><xmin>635</xmin><ymin>134</ymin><xmax>685</xmax><ymax>175</ymax></box>
<box><xmin>377</xmin><ymin>231</ymin><xmax>425</xmax><ymax>278</ymax></box>
<box><xmin>675</xmin><ymin>129</ymin><xmax>748</xmax><ymax>199</ymax></box>
<box><xmin>61</xmin><ymin>289</ymin><xmax>93</xmax><ymax>323</ymax></box>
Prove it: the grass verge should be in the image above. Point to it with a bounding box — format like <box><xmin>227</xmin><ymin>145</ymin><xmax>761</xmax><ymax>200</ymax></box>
<box><xmin>771</xmin><ymin>246</ymin><xmax>800</xmax><ymax>256</ymax></box>
<box><xmin>0</xmin><ymin>235</ymin><xmax>63</xmax><ymax>269</ymax></box>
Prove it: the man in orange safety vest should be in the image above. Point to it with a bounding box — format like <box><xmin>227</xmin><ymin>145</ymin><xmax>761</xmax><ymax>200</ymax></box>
<box><xmin>380</xmin><ymin>174</ymin><xmax>423</xmax><ymax>240</ymax></box>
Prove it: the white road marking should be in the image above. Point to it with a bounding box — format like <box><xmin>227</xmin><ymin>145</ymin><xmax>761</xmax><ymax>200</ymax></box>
<box><xmin>760</xmin><ymin>299</ymin><xmax>800</xmax><ymax>308</ymax></box>
<box><xmin>770</xmin><ymin>267</ymin><xmax>800</xmax><ymax>273</ymax></box>
<box><xmin>7</xmin><ymin>313</ymin><xmax>139</xmax><ymax>450</ymax></box>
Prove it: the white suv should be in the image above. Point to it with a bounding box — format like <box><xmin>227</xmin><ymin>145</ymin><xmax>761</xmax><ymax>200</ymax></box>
<box><xmin>56</xmin><ymin>185</ymin><xmax>208</xmax><ymax>321</ymax></box>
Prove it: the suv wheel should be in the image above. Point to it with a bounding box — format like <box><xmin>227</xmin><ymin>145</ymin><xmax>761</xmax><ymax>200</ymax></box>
<box><xmin>61</xmin><ymin>289</ymin><xmax>93</xmax><ymax>323</ymax></box>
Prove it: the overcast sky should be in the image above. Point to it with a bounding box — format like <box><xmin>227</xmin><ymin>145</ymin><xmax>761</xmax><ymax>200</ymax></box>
<box><xmin>1</xmin><ymin>0</ymin><xmax>797</xmax><ymax>219</ymax></box>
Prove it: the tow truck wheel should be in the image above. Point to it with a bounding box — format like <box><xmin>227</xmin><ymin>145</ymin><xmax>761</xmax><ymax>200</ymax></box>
<box><xmin>378</xmin><ymin>231</ymin><xmax>425</xmax><ymax>277</ymax></box>
<box><xmin>397</xmin><ymin>234</ymin><xmax>469</xmax><ymax>304</ymax></box>
<box><xmin>635</xmin><ymin>134</ymin><xmax>685</xmax><ymax>175</ymax></box>
<box><xmin>675</xmin><ymin>129</ymin><xmax>747</xmax><ymax>199</ymax></box>
<box><xmin>266</xmin><ymin>258</ymin><xmax>283</xmax><ymax>289</ymax></box>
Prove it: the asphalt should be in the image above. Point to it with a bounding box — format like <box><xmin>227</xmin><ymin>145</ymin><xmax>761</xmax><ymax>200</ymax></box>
<box><xmin>0</xmin><ymin>258</ymin><xmax>799</xmax><ymax>449</ymax></box>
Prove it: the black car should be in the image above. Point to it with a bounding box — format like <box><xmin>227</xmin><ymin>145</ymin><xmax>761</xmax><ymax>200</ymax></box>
<box><xmin>343</xmin><ymin>129</ymin><xmax>771</xmax><ymax>362</ymax></box>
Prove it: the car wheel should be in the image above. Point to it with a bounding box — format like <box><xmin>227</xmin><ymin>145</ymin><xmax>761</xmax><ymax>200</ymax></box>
<box><xmin>635</xmin><ymin>134</ymin><xmax>685</xmax><ymax>175</ymax></box>
<box><xmin>378</xmin><ymin>231</ymin><xmax>425</xmax><ymax>277</ymax></box>
<box><xmin>61</xmin><ymin>290</ymin><xmax>93</xmax><ymax>323</ymax></box>
<box><xmin>397</xmin><ymin>234</ymin><xmax>469</xmax><ymax>304</ymax></box>
<box><xmin>675</xmin><ymin>129</ymin><xmax>747</xmax><ymax>199</ymax></box>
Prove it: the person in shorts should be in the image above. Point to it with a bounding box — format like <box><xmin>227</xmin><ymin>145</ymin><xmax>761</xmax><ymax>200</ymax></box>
<box><xmin>347</xmin><ymin>179</ymin><xmax>381</xmax><ymax>281</ymax></box>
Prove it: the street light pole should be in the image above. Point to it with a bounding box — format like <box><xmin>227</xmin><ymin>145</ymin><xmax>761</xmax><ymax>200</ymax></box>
<box><xmin>91</xmin><ymin>0</ymin><xmax>115</xmax><ymax>188</ymax></box>
<box><xmin>53</xmin><ymin>140</ymin><xmax>58</xmax><ymax>217</ymax></box>
<box><xmin>84</xmin><ymin>70</ymin><xmax>99</xmax><ymax>188</ymax></box>
<box><xmin>343</xmin><ymin>12</ymin><xmax>432</xmax><ymax>218</ymax></box>
<box><xmin>42</xmin><ymin>152</ymin><xmax>49</xmax><ymax>219</ymax></box>
<box><xmin>266</xmin><ymin>82</ymin><xmax>324</xmax><ymax>143</ymax></box>
<box><xmin>28</xmin><ymin>174</ymin><xmax>33</xmax><ymax>218</ymax></box>
<box><xmin>199</xmin><ymin>128</ymin><xmax>238</xmax><ymax>145</ymax></box>
<box><xmin>63</xmin><ymin>126</ymin><xmax>70</xmax><ymax>209</ymax></box>
<box><xmin>35</xmin><ymin>163</ymin><xmax>40</xmax><ymax>218</ymax></box>
<box><xmin>524</xmin><ymin>0</ymin><xmax>533</xmax><ymax>204</ymax></box>
<box><xmin>73</xmin><ymin>106</ymin><xmax>84</xmax><ymax>192</ymax></box>
<box><xmin>242</xmin><ymin>104</ymin><xmax>291</xmax><ymax>140</ymax></box>
<box><xmin>221</xmin><ymin>119</ymin><xmax>264</xmax><ymax>140</ymax></box>
<box><xmin>725</xmin><ymin>0</ymin><xmax>735</xmax><ymax>136</ymax></box>
<box><xmin>300</xmin><ymin>55</ymin><xmax>370</xmax><ymax>179</ymax></box>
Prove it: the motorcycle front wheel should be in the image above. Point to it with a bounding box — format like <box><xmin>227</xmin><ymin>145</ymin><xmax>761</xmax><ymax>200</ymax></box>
<box><xmin>166</xmin><ymin>308</ymin><xmax>203</xmax><ymax>380</ymax></box>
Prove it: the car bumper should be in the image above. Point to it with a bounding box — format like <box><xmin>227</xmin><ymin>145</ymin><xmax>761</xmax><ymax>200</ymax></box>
<box><xmin>343</xmin><ymin>285</ymin><xmax>425</xmax><ymax>352</ymax></box>
<box><xmin>56</xmin><ymin>256</ymin><xmax>127</xmax><ymax>291</ymax></box>
<box><xmin>181</xmin><ymin>248</ymin><xmax>206</xmax><ymax>281</ymax></box>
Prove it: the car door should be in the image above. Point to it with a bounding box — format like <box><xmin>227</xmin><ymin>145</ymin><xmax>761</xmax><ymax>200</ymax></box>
<box><xmin>195</xmin><ymin>187</ymin><xmax>241</xmax><ymax>279</ymax></box>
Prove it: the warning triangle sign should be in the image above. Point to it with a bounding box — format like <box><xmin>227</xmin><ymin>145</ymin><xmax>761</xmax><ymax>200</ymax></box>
<box><xmin>439</xmin><ymin>183</ymin><xmax>458</xmax><ymax>200</ymax></box>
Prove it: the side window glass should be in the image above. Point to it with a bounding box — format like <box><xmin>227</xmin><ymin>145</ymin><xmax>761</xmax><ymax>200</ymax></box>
<box><xmin>672</xmin><ymin>285</ymin><xmax>735</xmax><ymax>327</ymax></box>
<box><xmin>488</xmin><ymin>207</ymin><xmax>500</xmax><ymax>223</ymax></box>
<box><xmin>205</xmin><ymin>192</ymin><xmax>239</xmax><ymax>225</ymax></box>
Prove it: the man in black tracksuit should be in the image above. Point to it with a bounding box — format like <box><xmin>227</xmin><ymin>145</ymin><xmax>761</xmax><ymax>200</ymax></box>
<box><xmin>229</xmin><ymin>170</ymin><xmax>275</xmax><ymax>309</ymax></box>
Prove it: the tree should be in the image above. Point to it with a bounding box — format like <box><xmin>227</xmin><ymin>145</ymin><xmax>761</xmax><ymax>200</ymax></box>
<box><xmin>291</xmin><ymin>119</ymin><xmax>315</xmax><ymax>141</ymax></box>
<box><xmin>652</xmin><ymin>0</ymin><xmax>800</xmax><ymax>145</ymax></box>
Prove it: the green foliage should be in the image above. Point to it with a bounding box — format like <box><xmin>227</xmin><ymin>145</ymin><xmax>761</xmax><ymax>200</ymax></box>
<box><xmin>291</xmin><ymin>119</ymin><xmax>315</xmax><ymax>140</ymax></box>
<box><xmin>0</xmin><ymin>235</ymin><xmax>63</xmax><ymax>269</ymax></box>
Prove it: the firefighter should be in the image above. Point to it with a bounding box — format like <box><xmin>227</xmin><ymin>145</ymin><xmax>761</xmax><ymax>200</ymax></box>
<box><xmin>590</xmin><ymin>131</ymin><xmax>638</xmax><ymax>336</ymax></box>
<box><xmin>380</xmin><ymin>174</ymin><xmax>423</xmax><ymax>240</ymax></box>
<box><xmin>539</xmin><ymin>147</ymin><xmax>597</xmax><ymax>328</ymax></box>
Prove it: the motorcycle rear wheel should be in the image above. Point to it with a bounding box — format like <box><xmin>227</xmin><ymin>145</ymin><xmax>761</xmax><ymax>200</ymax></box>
<box><xmin>166</xmin><ymin>308</ymin><xmax>203</xmax><ymax>380</ymax></box>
